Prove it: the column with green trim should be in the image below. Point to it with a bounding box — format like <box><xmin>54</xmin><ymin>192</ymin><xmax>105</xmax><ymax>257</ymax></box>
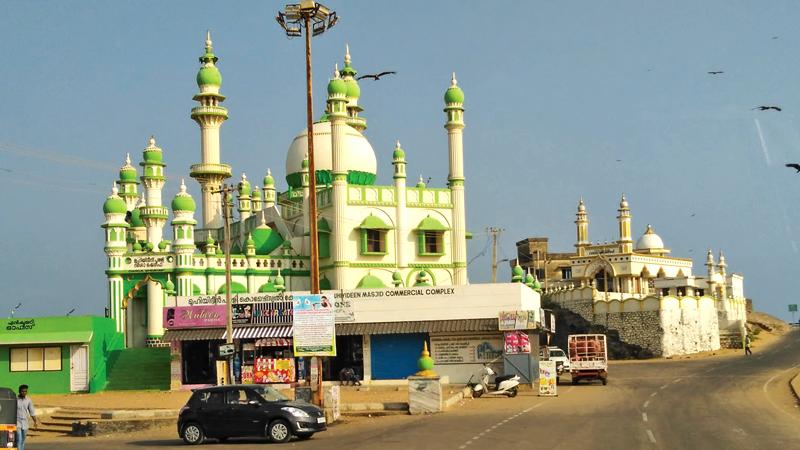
<box><xmin>392</xmin><ymin>140</ymin><xmax>407</xmax><ymax>269</ymax></box>
<box><xmin>328</xmin><ymin>66</ymin><xmax>349</xmax><ymax>288</ymax></box>
<box><xmin>171</xmin><ymin>179</ymin><xmax>197</xmax><ymax>296</ymax></box>
<box><xmin>102</xmin><ymin>184</ymin><xmax>129</xmax><ymax>334</ymax></box>
<box><xmin>444</xmin><ymin>73</ymin><xmax>468</xmax><ymax>284</ymax></box>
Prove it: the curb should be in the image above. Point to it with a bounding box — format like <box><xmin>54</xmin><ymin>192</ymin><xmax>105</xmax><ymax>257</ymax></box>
<box><xmin>789</xmin><ymin>372</ymin><xmax>800</xmax><ymax>403</ymax></box>
<box><xmin>443</xmin><ymin>386</ymin><xmax>472</xmax><ymax>409</ymax></box>
<box><xmin>340</xmin><ymin>401</ymin><xmax>408</xmax><ymax>412</ymax></box>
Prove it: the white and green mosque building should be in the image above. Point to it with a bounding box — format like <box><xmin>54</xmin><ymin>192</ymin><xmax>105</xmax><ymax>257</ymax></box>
<box><xmin>102</xmin><ymin>34</ymin><xmax>541</xmax><ymax>385</ymax></box>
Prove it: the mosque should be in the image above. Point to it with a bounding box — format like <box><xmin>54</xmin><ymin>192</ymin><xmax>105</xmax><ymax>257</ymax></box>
<box><xmin>101</xmin><ymin>33</ymin><xmax>470</xmax><ymax>349</ymax></box>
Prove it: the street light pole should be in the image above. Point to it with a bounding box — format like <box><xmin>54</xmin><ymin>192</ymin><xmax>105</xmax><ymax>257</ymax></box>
<box><xmin>213</xmin><ymin>184</ymin><xmax>235</xmax><ymax>384</ymax></box>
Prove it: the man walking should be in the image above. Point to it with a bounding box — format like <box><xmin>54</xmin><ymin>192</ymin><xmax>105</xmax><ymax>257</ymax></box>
<box><xmin>16</xmin><ymin>384</ymin><xmax>39</xmax><ymax>450</ymax></box>
<box><xmin>744</xmin><ymin>334</ymin><xmax>753</xmax><ymax>356</ymax></box>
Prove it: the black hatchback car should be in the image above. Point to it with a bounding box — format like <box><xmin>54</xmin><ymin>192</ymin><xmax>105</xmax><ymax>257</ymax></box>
<box><xmin>178</xmin><ymin>385</ymin><xmax>326</xmax><ymax>444</ymax></box>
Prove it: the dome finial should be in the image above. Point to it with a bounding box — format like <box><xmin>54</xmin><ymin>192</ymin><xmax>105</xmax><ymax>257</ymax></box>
<box><xmin>334</xmin><ymin>63</ymin><xmax>340</xmax><ymax>79</ymax></box>
<box><xmin>180</xmin><ymin>178</ymin><xmax>187</xmax><ymax>193</ymax></box>
<box><xmin>396</xmin><ymin>140</ymin><xmax>401</xmax><ymax>149</ymax></box>
<box><xmin>205</xmin><ymin>30</ymin><xmax>213</xmax><ymax>52</ymax></box>
<box><xmin>451</xmin><ymin>72</ymin><xmax>458</xmax><ymax>86</ymax></box>
<box><xmin>125</xmin><ymin>153</ymin><xmax>131</xmax><ymax>165</ymax></box>
<box><xmin>645</xmin><ymin>224</ymin><xmax>653</xmax><ymax>234</ymax></box>
<box><xmin>148</xmin><ymin>135</ymin><xmax>156</xmax><ymax>147</ymax></box>
<box><xmin>345</xmin><ymin>44</ymin><xmax>351</xmax><ymax>65</ymax></box>
<box><xmin>267</xmin><ymin>168</ymin><xmax>272</xmax><ymax>176</ymax></box>
<box><xmin>242</xmin><ymin>172</ymin><xmax>247</xmax><ymax>181</ymax></box>
<box><xmin>111</xmin><ymin>182</ymin><xmax>119</xmax><ymax>196</ymax></box>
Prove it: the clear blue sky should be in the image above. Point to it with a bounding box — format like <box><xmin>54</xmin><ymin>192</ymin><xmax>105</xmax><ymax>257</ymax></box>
<box><xmin>1</xmin><ymin>1</ymin><xmax>798</xmax><ymax>321</ymax></box>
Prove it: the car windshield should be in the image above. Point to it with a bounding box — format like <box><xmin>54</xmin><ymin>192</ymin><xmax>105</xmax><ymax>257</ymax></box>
<box><xmin>249</xmin><ymin>386</ymin><xmax>289</xmax><ymax>402</ymax></box>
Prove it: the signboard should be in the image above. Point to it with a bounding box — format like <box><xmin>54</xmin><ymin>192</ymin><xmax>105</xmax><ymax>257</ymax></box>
<box><xmin>789</xmin><ymin>304</ymin><xmax>798</xmax><ymax>312</ymax></box>
<box><xmin>498</xmin><ymin>310</ymin><xmax>538</xmax><ymax>331</ymax></box>
<box><xmin>429</xmin><ymin>334</ymin><xmax>503</xmax><ymax>364</ymax></box>
<box><xmin>327</xmin><ymin>291</ymin><xmax>355</xmax><ymax>323</ymax></box>
<box><xmin>164</xmin><ymin>305</ymin><xmax>227</xmax><ymax>329</ymax></box>
<box><xmin>241</xmin><ymin>365</ymin><xmax>254</xmax><ymax>384</ymax></box>
<box><xmin>254</xmin><ymin>357</ymin><xmax>296</xmax><ymax>384</ymax></box>
<box><xmin>123</xmin><ymin>255</ymin><xmax>173</xmax><ymax>272</ymax></box>
<box><xmin>504</xmin><ymin>331</ymin><xmax>531</xmax><ymax>354</ymax></box>
<box><xmin>5</xmin><ymin>319</ymin><xmax>35</xmax><ymax>331</ymax></box>
<box><xmin>219</xmin><ymin>343</ymin><xmax>235</xmax><ymax>357</ymax></box>
<box><xmin>292</xmin><ymin>294</ymin><xmax>336</xmax><ymax>356</ymax></box>
<box><xmin>538</xmin><ymin>360</ymin><xmax>558</xmax><ymax>397</ymax></box>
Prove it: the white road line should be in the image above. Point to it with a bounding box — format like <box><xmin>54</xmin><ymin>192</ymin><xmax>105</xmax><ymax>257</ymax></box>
<box><xmin>643</xmin><ymin>400</ymin><xmax>650</xmax><ymax>408</ymax></box>
<box><xmin>673</xmin><ymin>378</ymin><xmax>682</xmax><ymax>384</ymax></box>
<box><xmin>660</xmin><ymin>384</ymin><xmax>668</xmax><ymax>390</ymax></box>
<box><xmin>642</xmin><ymin>412</ymin><xmax>648</xmax><ymax>422</ymax></box>
<box><xmin>646</xmin><ymin>429</ymin><xmax>657</xmax><ymax>444</ymax></box>
<box><xmin>762</xmin><ymin>363</ymin><xmax>800</xmax><ymax>420</ymax></box>
<box><xmin>650</xmin><ymin>392</ymin><xmax>658</xmax><ymax>397</ymax></box>
<box><xmin>472</xmin><ymin>435</ymin><xmax>480</xmax><ymax>440</ymax></box>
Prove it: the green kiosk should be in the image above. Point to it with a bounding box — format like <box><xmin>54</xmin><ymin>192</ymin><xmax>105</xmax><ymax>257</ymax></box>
<box><xmin>0</xmin><ymin>316</ymin><xmax>124</xmax><ymax>394</ymax></box>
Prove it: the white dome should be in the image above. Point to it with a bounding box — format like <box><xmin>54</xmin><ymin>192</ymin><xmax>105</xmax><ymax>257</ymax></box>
<box><xmin>635</xmin><ymin>225</ymin><xmax>664</xmax><ymax>250</ymax></box>
<box><xmin>285</xmin><ymin>121</ymin><xmax>377</xmax><ymax>183</ymax></box>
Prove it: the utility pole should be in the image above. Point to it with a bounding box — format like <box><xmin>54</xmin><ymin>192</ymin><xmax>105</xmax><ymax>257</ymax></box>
<box><xmin>213</xmin><ymin>184</ymin><xmax>236</xmax><ymax>384</ymax></box>
<box><xmin>487</xmin><ymin>227</ymin><xmax>505</xmax><ymax>283</ymax></box>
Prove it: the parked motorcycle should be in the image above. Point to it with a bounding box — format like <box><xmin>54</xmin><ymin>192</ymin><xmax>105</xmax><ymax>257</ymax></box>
<box><xmin>466</xmin><ymin>365</ymin><xmax>520</xmax><ymax>398</ymax></box>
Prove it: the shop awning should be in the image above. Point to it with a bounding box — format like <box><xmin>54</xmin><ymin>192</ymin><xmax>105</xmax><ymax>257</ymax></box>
<box><xmin>335</xmin><ymin>318</ymin><xmax>499</xmax><ymax>336</ymax></box>
<box><xmin>223</xmin><ymin>325</ymin><xmax>292</xmax><ymax>340</ymax></box>
<box><xmin>0</xmin><ymin>331</ymin><xmax>93</xmax><ymax>345</ymax></box>
<box><xmin>162</xmin><ymin>328</ymin><xmax>225</xmax><ymax>341</ymax></box>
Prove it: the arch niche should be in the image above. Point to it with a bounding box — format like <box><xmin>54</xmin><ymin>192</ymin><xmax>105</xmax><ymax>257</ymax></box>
<box><xmin>585</xmin><ymin>258</ymin><xmax>616</xmax><ymax>293</ymax></box>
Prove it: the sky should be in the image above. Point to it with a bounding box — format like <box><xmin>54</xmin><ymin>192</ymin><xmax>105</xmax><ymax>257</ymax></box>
<box><xmin>1</xmin><ymin>1</ymin><xmax>798</xmax><ymax>322</ymax></box>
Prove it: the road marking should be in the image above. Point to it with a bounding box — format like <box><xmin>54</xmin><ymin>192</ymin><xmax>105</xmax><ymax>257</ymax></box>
<box><xmin>660</xmin><ymin>384</ymin><xmax>668</xmax><ymax>390</ymax></box>
<box><xmin>472</xmin><ymin>435</ymin><xmax>480</xmax><ymax>440</ymax></box>
<box><xmin>646</xmin><ymin>429</ymin><xmax>657</xmax><ymax>443</ymax></box>
<box><xmin>642</xmin><ymin>412</ymin><xmax>648</xmax><ymax>422</ymax></box>
<box><xmin>650</xmin><ymin>392</ymin><xmax>658</xmax><ymax>397</ymax></box>
<box><xmin>460</xmin><ymin>402</ymin><xmax>545</xmax><ymax>449</ymax></box>
<box><xmin>761</xmin><ymin>363</ymin><xmax>800</xmax><ymax>419</ymax></box>
<box><xmin>672</xmin><ymin>378</ymin><xmax>682</xmax><ymax>384</ymax></box>
<box><xmin>643</xmin><ymin>400</ymin><xmax>650</xmax><ymax>408</ymax></box>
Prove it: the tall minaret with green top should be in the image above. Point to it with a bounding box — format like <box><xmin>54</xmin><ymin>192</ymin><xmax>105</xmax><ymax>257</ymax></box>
<box><xmin>139</xmin><ymin>136</ymin><xmax>168</xmax><ymax>247</ymax></box>
<box><xmin>171</xmin><ymin>179</ymin><xmax>197</xmax><ymax>296</ymax></box>
<box><xmin>341</xmin><ymin>45</ymin><xmax>366</xmax><ymax>132</ymax></box>
<box><xmin>444</xmin><ymin>73</ymin><xmax>468</xmax><ymax>284</ymax></box>
<box><xmin>102</xmin><ymin>183</ymin><xmax>129</xmax><ymax>333</ymax></box>
<box><xmin>328</xmin><ymin>65</ymin><xmax>349</xmax><ymax>288</ymax></box>
<box><xmin>392</xmin><ymin>140</ymin><xmax>407</xmax><ymax>268</ymax></box>
<box><xmin>190</xmin><ymin>31</ymin><xmax>231</xmax><ymax>230</ymax></box>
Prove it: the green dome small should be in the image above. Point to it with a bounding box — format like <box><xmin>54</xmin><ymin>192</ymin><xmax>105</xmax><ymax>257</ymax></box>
<box><xmin>158</xmin><ymin>240</ymin><xmax>168</xmax><ymax>250</ymax></box>
<box><xmin>119</xmin><ymin>154</ymin><xmax>137</xmax><ymax>182</ymax></box>
<box><xmin>165</xmin><ymin>276</ymin><xmax>175</xmax><ymax>293</ymax></box>
<box><xmin>444</xmin><ymin>86</ymin><xmax>464</xmax><ymax>104</ymax></box>
<box><xmin>251</xmin><ymin>226</ymin><xmax>283</xmax><ymax>255</ymax></box>
<box><xmin>145</xmin><ymin>241</ymin><xmax>154</xmax><ymax>251</ymax></box>
<box><xmin>205</xmin><ymin>234</ymin><xmax>215</xmax><ymax>245</ymax></box>
<box><xmin>344</xmin><ymin>79</ymin><xmax>360</xmax><ymax>99</ymax></box>
<box><xmin>525</xmin><ymin>273</ymin><xmax>535</xmax><ymax>285</ymax></box>
<box><xmin>301</xmin><ymin>157</ymin><xmax>309</xmax><ymax>169</ymax></box>
<box><xmin>512</xmin><ymin>264</ymin><xmax>524</xmax><ymax>277</ymax></box>
<box><xmin>328</xmin><ymin>77</ymin><xmax>347</xmax><ymax>96</ymax></box>
<box><xmin>171</xmin><ymin>180</ymin><xmax>196</xmax><ymax>212</ymax></box>
<box><xmin>246</xmin><ymin>234</ymin><xmax>255</xmax><ymax>247</ymax></box>
<box><xmin>103</xmin><ymin>196</ymin><xmax>127</xmax><ymax>215</ymax></box>
<box><xmin>197</xmin><ymin>66</ymin><xmax>222</xmax><ymax>87</ymax></box>
<box><xmin>263</xmin><ymin>169</ymin><xmax>275</xmax><ymax>187</ymax></box>
<box><xmin>532</xmin><ymin>278</ymin><xmax>542</xmax><ymax>290</ymax></box>
<box><xmin>142</xmin><ymin>136</ymin><xmax>163</xmax><ymax>164</ymax></box>
<box><xmin>393</xmin><ymin>141</ymin><xmax>405</xmax><ymax>160</ymax></box>
<box><xmin>251</xmin><ymin>187</ymin><xmax>262</xmax><ymax>199</ymax></box>
<box><xmin>133</xmin><ymin>241</ymin><xmax>143</xmax><ymax>251</ymax></box>
<box><xmin>237</xmin><ymin>174</ymin><xmax>251</xmax><ymax>195</ymax></box>
<box><xmin>392</xmin><ymin>271</ymin><xmax>402</xmax><ymax>282</ymax></box>
<box><xmin>130</xmin><ymin>207</ymin><xmax>145</xmax><ymax>228</ymax></box>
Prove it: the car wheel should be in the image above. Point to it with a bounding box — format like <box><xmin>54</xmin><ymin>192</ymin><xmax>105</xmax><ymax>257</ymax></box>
<box><xmin>295</xmin><ymin>432</ymin><xmax>314</xmax><ymax>440</ymax></box>
<box><xmin>181</xmin><ymin>422</ymin><xmax>205</xmax><ymax>445</ymax></box>
<box><xmin>267</xmin><ymin>419</ymin><xmax>292</xmax><ymax>443</ymax></box>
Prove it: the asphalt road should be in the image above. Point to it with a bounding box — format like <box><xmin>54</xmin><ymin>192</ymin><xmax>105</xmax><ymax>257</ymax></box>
<box><xmin>29</xmin><ymin>330</ymin><xmax>800</xmax><ymax>450</ymax></box>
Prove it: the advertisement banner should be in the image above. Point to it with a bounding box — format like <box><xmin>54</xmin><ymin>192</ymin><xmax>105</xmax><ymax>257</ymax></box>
<box><xmin>253</xmin><ymin>358</ymin><xmax>295</xmax><ymax>384</ymax></box>
<box><xmin>429</xmin><ymin>334</ymin><xmax>503</xmax><ymax>364</ymax></box>
<box><xmin>326</xmin><ymin>290</ymin><xmax>355</xmax><ymax>323</ymax></box>
<box><xmin>539</xmin><ymin>360</ymin><xmax>558</xmax><ymax>397</ymax></box>
<box><xmin>498</xmin><ymin>310</ymin><xmax>538</xmax><ymax>330</ymax></box>
<box><xmin>504</xmin><ymin>331</ymin><xmax>531</xmax><ymax>354</ymax></box>
<box><xmin>539</xmin><ymin>361</ymin><xmax>558</xmax><ymax>397</ymax></box>
<box><xmin>163</xmin><ymin>305</ymin><xmax>227</xmax><ymax>329</ymax></box>
<box><xmin>292</xmin><ymin>294</ymin><xmax>336</xmax><ymax>356</ymax></box>
<box><xmin>241</xmin><ymin>365</ymin><xmax>254</xmax><ymax>384</ymax></box>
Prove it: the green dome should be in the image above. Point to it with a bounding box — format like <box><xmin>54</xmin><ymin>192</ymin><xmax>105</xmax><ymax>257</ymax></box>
<box><xmin>171</xmin><ymin>180</ymin><xmax>196</xmax><ymax>212</ymax></box>
<box><xmin>532</xmin><ymin>278</ymin><xmax>542</xmax><ymax>290</ymax></box>
<box><xmin>237</xmin><ymin>174</ymin><xmax>251</xmax><ymax>195</ymax></box>
<box><xmin>165</xmin><ymin>276</ymin><xmax>175</xmax><ymax>293</ymax></box>
<box><xmin>205</xmin><ymin>234</ymin><xmax>215</xmax><ymax>245</ymax></box>
<box><xmin>393</xmin><ymin>141</ymin><xmax>405</xmax><ymax>160</ymax></box>
<box><xmin>130</xmin><ymin>207</ymin><xmax>145</xmax><ymax>228</ymax></box>
<box><xmin>444</xmin><ymin>86</ymin><xmax>464</xmax><ymax>104</ymax></box>
<box><xmin>119</xmin><ymin>168</ymin><xmax>137</xmax><ymax>182</ymax></box>
<box><xmin>246</xmin><ymin>234</ymin><xmax>255</xmax><ymax>247</ymax></box>
<box><xmin>143</xmin><ymin>149</ymin><xmax>162</xmax><ymax>164</ymax></box>
<box><xmin>344</xmin><ymin>79</ymin><xmax>360</xmax><ymax>99</ymax></box>
<box><xmin>301</xmin><ymin>157</ymin><xmax>309</xmax><ymax>169</ymax></box>
<box><xmin>103</xmin><ymin>189</ymin><xmax>127</xmax><ymax>215</ymax></box>
<box><xmin>263</xmin><ymin>169</ymin><xmax>275</xmax><ymax>187</ymax></box>
<box><xmin>525</xmin><ymin>273</ymin><xmax>535</xmax><ymax>285</ymax></box>
<box><xmin>392</xmin><ymin>271</ymin><xmax>403</xmax><ymax>282</ymax></box>
<box><xmin>133</xmin><ymin>241</ymin><xmax>142</xmax><ymax>251</ymax></box>
<box><xmin>158</xmin><ymin>240</ymin><xmax>168</xmax><ymax>250</ymax></box>
<box><xmin>197</xmin><ymin>66</ymin><xmax>222</xmax><ymax>87</ymax></box>
<box><xmin>512</xmin><ymin>264</ymin><xmax>524</xmax><ymax>277</ymax></box>
<box><xmin>328</xmin><ymin>77</ymin><xmax>347</xmax><ymax>96</ymax></box>
<box><xmin>251</xmin><ymin>187</ymin><xmax>262</xmax><ymax>199</ymax></box>
<box><xmin>251</xmin><ymin>226</ymin><xmax>284</xmax><ymax>255</ymax></box>
<box><xmin>357</xmin><ymin>273</ymin><xmax>387</xmax><ymax>289</ymax></box>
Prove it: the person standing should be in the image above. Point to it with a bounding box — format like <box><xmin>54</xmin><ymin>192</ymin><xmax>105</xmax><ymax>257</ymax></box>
<box><xmin>16</xmin><ymin>384</ymin><xmax>39</xmax><ymax>450</ymax></box>
<box><xmin>744</xmin><ymin>334</ymin><xmax>753</xmax><ymax>355</ymax></box>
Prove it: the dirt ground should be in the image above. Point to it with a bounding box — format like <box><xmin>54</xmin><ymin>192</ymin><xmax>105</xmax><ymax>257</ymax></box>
<box><xmin>34</xmin><ymin>385</ymin><xmax>425</xmax><ymax>410</ymax></box>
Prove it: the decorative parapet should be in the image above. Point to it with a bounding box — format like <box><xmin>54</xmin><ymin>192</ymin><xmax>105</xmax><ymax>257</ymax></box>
<box><xmin>407</xmin><ymin>187</ymin><xmax>452</xmax><ymax>209</ymax></box>
<box><xmin>348</xmin><ymin>185</ymin><xmax>397</xmax><ymax>206</ymax></box>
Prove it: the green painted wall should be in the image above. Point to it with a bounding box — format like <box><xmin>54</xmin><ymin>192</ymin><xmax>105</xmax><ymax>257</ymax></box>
<box><xmin>0</xmin><ymin>316</ymin><xmax>124</xmax><ymax>394</ymax></box>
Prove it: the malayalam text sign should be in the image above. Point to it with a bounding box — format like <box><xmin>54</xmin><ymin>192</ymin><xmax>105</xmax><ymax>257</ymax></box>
<box><xmin>164</xmin><ymin>305</ymin><xmax>227</xmax><ymax>329</ymax></box>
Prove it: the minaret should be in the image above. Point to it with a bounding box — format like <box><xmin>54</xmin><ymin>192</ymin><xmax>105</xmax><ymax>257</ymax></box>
<box><xmin>118</xmin><ymin>153</ymin><xmax>139</xmax><ymax>211</ymax></box>
<box><xmin>102</xmin><ymin>183</ymin><xmax>129</xmax><ymax>334</ymax></box>
<box><xmin>171</xmin><ymin>179</ymin><xmax>197</xmax><ymax>296</ymax></box>
<box><xmin>393</xmin><ymin>140</ymin><xmax>408</xmax><ymax>268</ymax></box>
<box><xmin>706</xmin><ymin>249</ymin><xmax>717</xmax><ymax>297</ymax></box>
<box><xmin>300</xmin><ymin>155</ymin><xmax>311</xmax><ymax>256</ymax></box>
<box><xmin>328</xmin><ymin>66</ymin><xmax>349</xmax><ymax>288</ymax></box>
<box><xmin>340</xmin><ymin>45</ymin><xmax>366</xmax><ymax>132</ymax></box>
<box><xmin>190</xmin><ymin>31</ymin><xmax>231</xmax><ymax>229</ymax></box>
<box><xmin>251</xmin><ymin>186</ymin><xmax>262</xmax><ymax>214</ymax></box>
<box><xmin>617</xmin><ymin>194</ymin><xmax>633</xmax><ymax>253</ymax></box>
<box><xmin>718</xmin><ymin>250</ymin><xmax>728</xmax><ymax>298</ymax></box>
<box><xmin>575</xmin><ymin>198</ymin><xmax>589</xmax><ymax>256</ymax></box>
<box><xmin>237</xmin><ymin>173</ymin><xmax>252</xmax><ymax>223</ymax></box>
<box><xmin>263</xmin><ymin>169</ymin><xmax>276</xmax><ymax>209</ymax></box>
<box><xmin>139</xmin><ymin>136</ymin><xmax>168</xmax><ymax>247</ymax></box>
<box><xmin>444</xmin><ymin>73</ymin><xmax>468</xmax><ymax>285</ymax></box>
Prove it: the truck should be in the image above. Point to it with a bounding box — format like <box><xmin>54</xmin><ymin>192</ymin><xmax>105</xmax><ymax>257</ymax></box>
<box><xmin>568</xmin><ymin>334</ymin><xmax>608</xmax><ymax>385</ymax></box>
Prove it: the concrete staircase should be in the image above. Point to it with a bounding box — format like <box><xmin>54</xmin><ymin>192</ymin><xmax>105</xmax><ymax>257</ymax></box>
<box><xmin>105</xmin><ymin>347</ymin><xmax>171</xmax><ymax>391</ymax></box>
<box><xmin>29</xmin><ymin>407</ymin><xmax>104</xmax><ymax>437</ymax></box>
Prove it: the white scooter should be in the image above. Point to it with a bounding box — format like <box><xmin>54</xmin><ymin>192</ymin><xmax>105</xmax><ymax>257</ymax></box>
<box><xmin>467</xmin><ymin>365</ymin><xmax>520</xmax><ymax>398</ymax></box>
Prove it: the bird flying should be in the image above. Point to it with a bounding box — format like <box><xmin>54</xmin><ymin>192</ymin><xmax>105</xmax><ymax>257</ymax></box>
<box><xmin>357</xmin><ymin>71</ymin><xmax>396</xmax><ymax>81</ymax></box>
<box><xmin>753</xmin><ymin>106</ymin><xmax>782</xmax><ymax>111</ymax></box>
<box><xmin>785</xmin><ymin>163</ymin><xmax>800</xmax><ymax>173</ymax></box>
<box><xmin>707</xmin><ymin>71</ymin><xmax>724</xmax><ymax>75</ymax></box>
